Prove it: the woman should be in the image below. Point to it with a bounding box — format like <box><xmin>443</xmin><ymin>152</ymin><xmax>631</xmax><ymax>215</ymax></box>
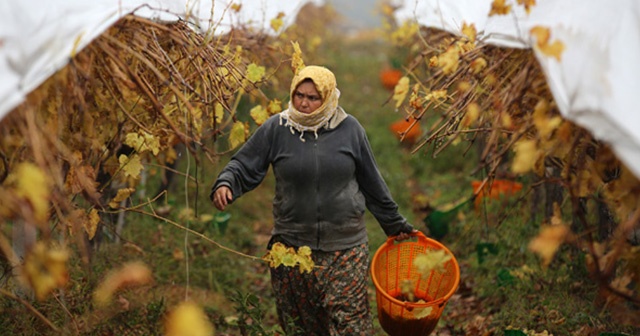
<box><xmin>211</xmin><ymin>65</ymin><xmax>416</xmax><ymax>335</ymax></box>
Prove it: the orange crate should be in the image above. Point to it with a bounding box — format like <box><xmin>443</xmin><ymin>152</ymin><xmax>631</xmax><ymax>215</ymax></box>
<box><xmin>371</xmin><ymin>232</ymin><xmax>460</xmax><ymax>335</ymax></box>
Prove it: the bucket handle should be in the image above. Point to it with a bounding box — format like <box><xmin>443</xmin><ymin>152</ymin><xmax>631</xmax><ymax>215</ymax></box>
<box><xmin>388</xmin><ymin>230</ymin><xmax>430</xmax><ymax>245</ymax></box>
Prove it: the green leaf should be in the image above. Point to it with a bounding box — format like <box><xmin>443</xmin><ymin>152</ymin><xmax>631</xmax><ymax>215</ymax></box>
<box><xmin>246</xmin><ymin>63</ymin><xmax>265</xmax><ymax>83</ymax></box>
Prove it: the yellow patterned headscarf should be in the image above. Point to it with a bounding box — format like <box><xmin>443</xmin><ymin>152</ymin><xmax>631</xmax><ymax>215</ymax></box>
<box><xmin>280</xmin><ymin>65</ymin><xmax>347</xmax><ymax>141</ymax></box>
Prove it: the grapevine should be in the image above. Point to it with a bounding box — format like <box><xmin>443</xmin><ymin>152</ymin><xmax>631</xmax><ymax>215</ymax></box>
<box><xmin>383</xmin><ymin>0</ymin><xmax>640</xmax><ymax>322</ymax></box>
<box><xmin>0</xmin><ymin>8</ymin><xmax>329</xmax><ymax>330</ymax></box>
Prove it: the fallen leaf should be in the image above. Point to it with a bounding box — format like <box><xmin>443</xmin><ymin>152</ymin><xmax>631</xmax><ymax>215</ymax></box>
<box><xmin>117</xmin><ymin>295</ymin><xmax>130</xmax><ymax>311</ymax></box>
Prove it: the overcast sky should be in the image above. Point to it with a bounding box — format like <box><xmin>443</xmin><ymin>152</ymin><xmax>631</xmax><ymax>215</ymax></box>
<box><xmin>326</xmin><ymin>0</ymin><xmax>383</xmax><ymax>30</ymax></box>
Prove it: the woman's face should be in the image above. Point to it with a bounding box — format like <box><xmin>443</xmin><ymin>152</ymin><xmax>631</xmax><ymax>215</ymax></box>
<box><xmin>292</xmin><ymin>80</ymin><xmax>323</xmax><ymax>114</ymax></box>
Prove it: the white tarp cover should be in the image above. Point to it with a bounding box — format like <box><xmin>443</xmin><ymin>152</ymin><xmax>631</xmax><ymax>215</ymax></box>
<box><xmin>395</xmin><ymin>0</ymin><xmax>640</xmax><ymax>178</ymax></box>
<box><xmin>0</xmin><ymin>0</ymin><xmax>319</xmax><ymax>121</ymax></box>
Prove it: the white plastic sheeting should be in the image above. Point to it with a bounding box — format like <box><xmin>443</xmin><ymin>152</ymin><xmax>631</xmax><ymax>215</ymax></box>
<box><xmin>0</xmin><ymin>0</ymin><xmax>320</xmax><ymax>121</ymax></box>
<box><xmin>395</xmin><ymin>0</ymin><xmax>640</xmax><ymax>178</ymax></box>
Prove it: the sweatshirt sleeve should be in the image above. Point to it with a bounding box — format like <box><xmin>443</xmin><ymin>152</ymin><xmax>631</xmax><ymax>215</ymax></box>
<box><xmin>210</xmin><ymin>118</ymin><xmax>274</xmax><ymax>202</ymax></box>
<box><xmin>353</xmin><ymin>120</ymin><xmax>414</xmax><ymax>236</ymax></box>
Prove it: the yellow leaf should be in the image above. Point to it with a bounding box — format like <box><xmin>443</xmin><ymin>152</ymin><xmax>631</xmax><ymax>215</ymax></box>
<box><xmin>262</xmin><ymin>242</ymin><xmax>314</xmax><ymax>273</ymax></box>
<box><xmin>142</xmin><ymin>132</ymin><xmax>160</xmax><ymax>156</ymax></box>
<box><xmin>461</xmin><ymin>22</ymin><xmax>477</xmax><ymax>43</ymax></box>
<box><xmin>281</xmin><ymin>248</ymin><xmax>297</xmax><ymax>267</ymax></box>
<box><xmin>267</xmin><ymin>99</ymin><xmax>282</xmax><ymax>114</ymax></box>
<box><xmin>470</xmin><ymin>57</ymin><xmax>487</xmax><ymax>74</ymax></box>
<box><xmin>530</xmin><ymin>26</ymin><xmax>550</xmax><ymax>44</ymax></box>
<box><xmin>85</xmin><ymin>208</ymin><xmax>100</xmax><ymax>240</ymax></box>
<box><xmin>165</xmin><ymin>301</ymin><xmax>215</xmax><ymax>336</ymax></box>
<box><xmin>230</xmin><ymin>3</ymin><xmax>241</xmax><ymax>12</ymax></box>
<box><xmin>528</xmin><ymin>225</ymin><xmax>571</xmax><ymax>267</ymax></box>
<box><xmin>409</xmin><ymin>86</ymin><xmax>423</xmax><ymax>109</ymax></box>
<box><xmin>291</xmin><ymin>41</ymin><xmax>305</xmax><ymax>74</ymax></box>
<box><xmin>250</xmin><ymin>105</ymin><xmax>269</xmax><ymax>125</ymax></box>
<box><xmin>517</xmin><ymin>0</ymin><xmax>536</xmax><ymax>13</ymax></box>
<box><xmin>458</xmin><ymin>40</ymin><xmax>475</xmax><ymax>53</ymax></box>
<box><xmin>199</xmin><ymin>214</ymin><xmax>214</xmax><ymax>223</ymax></box>
<box><xmin>109</xmin><ymin>188</ymin><xmax>135</xmax><ymax>208</ymax></box>
<box><xmin>233</xmin><ymin>45</ymin><xmax>243</xmax><ymax>65</ymax></box>
<box><xmin>297</xmin><ymin>245</ymin><xmax>311</xmax><ymax>257</ymax></box>
<box><xmin>390</xmin><ymin>20</ymin><xmax>419</xmax><ymax>45</ymax></box>
<box><xmin>413</xmin><ymin>306</ymin><xmax>433</xmax><ymax>319</ymax></box>
<box><xmin>426</xmin><ymin>89</ymin><xmax>447</xmax><ymax>101</ymax></box>
<box><xmin>124</xmin><ymin>131</ymin><xmax>160</xmax><ymax>155</ymax></box>
<box><xmin>511</xmin><ymin>139</ymin><xmax>541</xmax><ymax>174</ymax></box>
<box><xmin>309</xmin><ymin>36</ymin><xmax>322</xmax><ymax>50</ymax></box>
<box><xmin>501</xmin><ymin>112</ymin><xmax>514</xmax><ymax>129</ymax></box>
<box><xmin>485</xmin><ymin>73</ymin><xmax>497</xmax><ymax>86</ymax></box>
<box><xmin>217</xmin><ymin>66</ymin><xmax>229</xmax><ymax>78</ymax></box>
<box><xmin>399</xmin><ymin>279</ymin><xmax>415</xmax><ymax>302</ymax></box>
<box><xmin>533</xmin><ymin>99</ymin><xmax>563</xmax><ymax>138</ymax></box>
<box><xmin>64</xmin><ymin>164</ymin><xmax>99</xmax><ymax>200</ymax></box>
<box><xmin>393</xmin><ymin>76</ymin><xmax>410</xmax><ymax>109</ymax></box>
<box><xmin>541</xmin><ymin>40</ymin><xmax>565</xmax><ymax>61</ymax></box>
<box><xmin>437</xmin><ymin>45</ymin><xmax>460</xmax><ymax>75</ymax></box>
<box><xmin>93</xmin><ymin>261</ymin><xmax>152</xmax><ymax>307</ymax></box>
<box><xmin>530</xmin><ymin>26</ymin><xmax>565</xmax><ymax>61</ymax></box>
<box><xmin>295</xmin><ymin>246</ymin><xmax>314</xmax><ymax>274</ymax></box>
<box><xmin>124</xmin><ymin>132</ymin><xmax>143</xmax><ymax>152</ymax></box>
<box><xmin>270</xmin><ymin>12</ymin><xmax>285</xmax><ymax>32</ymax></box>
<box><xmin>119</xmin><ymin>154</ymin><xmax>144</xmax><ymax>179</ymax></box>
<box><xmin>14</xmin><ymin>163</ymin><xmax>51</xmax><ymax>222</ymax></box>
<box><xmin>263</xmin><ymin>242</ymin><xmax>286</xmax><ymax>268</ymax></box>
<box><xmin>214</xmin><ymin>102</ymin><xmax>224</xmax><ymax>125</ymax></box>
<box><xmin>490</xmin><ymin>0</ymin><xmax>512</xmax><ymax>16</ymax></box>
<box><xmin>428</xmin><ymin>56</ymin><xmax>439</xmax><ymax>68</ymax></box>
<box><xmin>23</xmin><ymin>242</ymin><xmax>69</xmax><ymax>301</ymax></box>
<box><xmin>165</xmin><ymin>145</ymin><xmax>178</xmax><ymax>165</ymax></box>
<box><xmin>457</xmin><ymin>81</ymin><xmax>472</xmax><ymax>92</ymax></box>
<box><xmin>414</xmin><ymin>249</ymin><xmax>452</xmax><ymax>275</ymax></box>
<box><xmin>574</xmin><ymin>166</ymin><xmax>599</xmax><ymax>197</ymax></box>
<box><xmin>462</xmin><ymin>103</ymin><xmax>480</xmax><ymax>127</ymax></box>
<box><xmin>228</xmin><ymin>122</ymin><xmax>246</xmax><ymax>150</ymax></box>
<box><xmin>178</xmin><ymin>207</ymin><xmax>195</xmax><ymax>221</ymax></box>
<box><xmin>246</xmin><ymin>63</ymin><xmax>265</xmax><ymax>83</ymax></box>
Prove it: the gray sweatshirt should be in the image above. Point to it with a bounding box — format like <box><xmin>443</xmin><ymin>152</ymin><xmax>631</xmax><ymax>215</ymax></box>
<box><xmin>211</xmin><ymin>113</ymin><xmax>414</xmax><ymax>251</ymax></box>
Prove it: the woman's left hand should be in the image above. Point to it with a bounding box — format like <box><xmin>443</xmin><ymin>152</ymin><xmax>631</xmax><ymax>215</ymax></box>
<box><xmin>394</xmin><ymin>229</ymin><xmax>420</xmax><ymax>242</ymax></box>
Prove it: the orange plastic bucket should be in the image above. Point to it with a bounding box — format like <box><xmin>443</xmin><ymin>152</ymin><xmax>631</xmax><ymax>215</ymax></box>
<box><xmin>371</xmin><ymin>231</ymin><xmax>460</xmax><ymax>335</ymax></box>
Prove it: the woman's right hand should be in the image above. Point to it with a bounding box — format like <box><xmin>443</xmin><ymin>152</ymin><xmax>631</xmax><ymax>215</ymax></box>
<box><xmin>212</xmin><ymin>186</ymin><xmax>233</xmax><ymax>211</ymax></box>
